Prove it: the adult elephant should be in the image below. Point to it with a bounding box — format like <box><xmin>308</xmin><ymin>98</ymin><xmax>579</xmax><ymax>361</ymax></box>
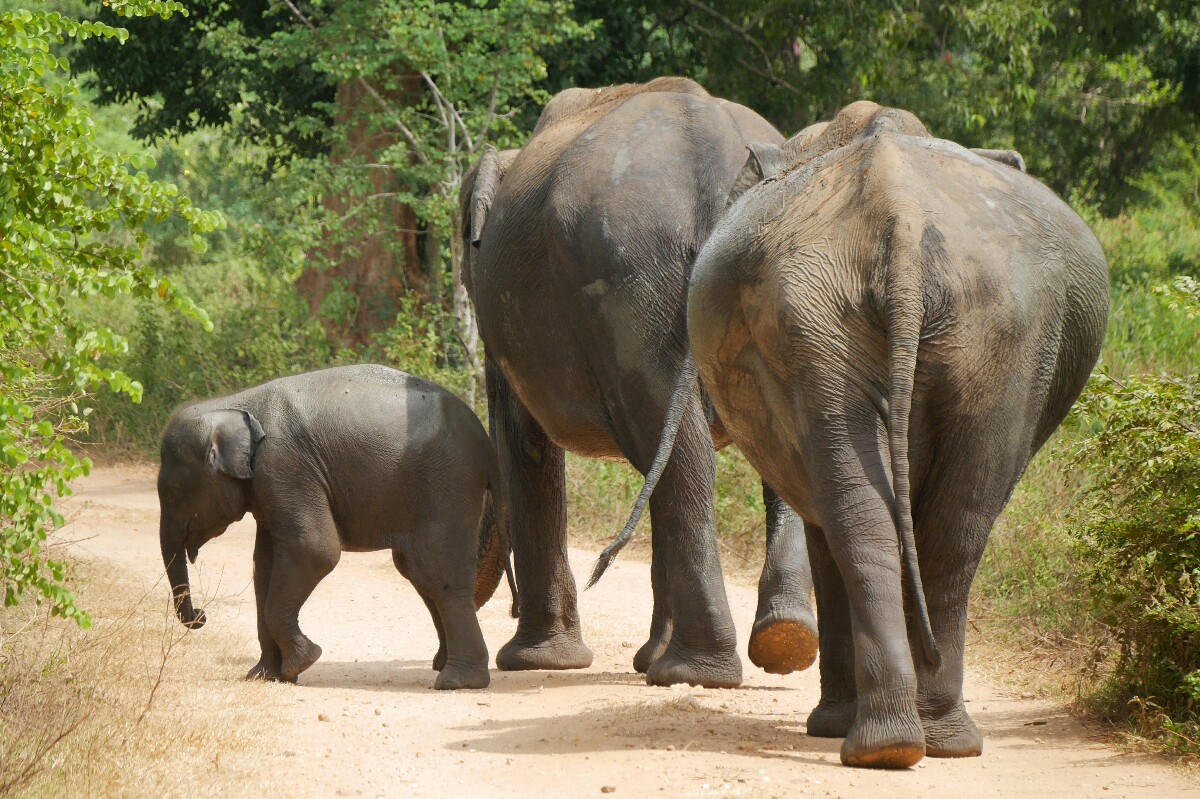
<box><xmin>688</xmin><ymin>102</ymin><xmax>1108</xmax><ymax>765</ymax></box>
<box><xmin>462</xmin><ymin>77</ymin><xmax>818</xmax><ymax>688</ymax></box>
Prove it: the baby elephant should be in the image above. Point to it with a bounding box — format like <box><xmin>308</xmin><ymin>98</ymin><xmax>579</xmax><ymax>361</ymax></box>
<box><xmin>156</xmin><ymin>364</ymin><xmax>511</xmax><ymax>689</ymax></box>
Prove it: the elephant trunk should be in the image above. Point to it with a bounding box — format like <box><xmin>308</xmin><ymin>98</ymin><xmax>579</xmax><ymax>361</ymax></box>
<box><xmin>160</xmin><ymin>517</ymin><xmax>206</xmax><ymax>629</ymax></box>
<box><xmin>473</xmin><ymin>479</ymin><xmax>517</xmax><ymax>616</ymax></box>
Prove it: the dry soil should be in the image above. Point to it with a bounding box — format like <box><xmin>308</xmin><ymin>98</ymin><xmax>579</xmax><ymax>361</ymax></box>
<box><xmin>56</xmin><ymin>465</ymin><xmax>1199</xmax><ymax>798</ymax></box>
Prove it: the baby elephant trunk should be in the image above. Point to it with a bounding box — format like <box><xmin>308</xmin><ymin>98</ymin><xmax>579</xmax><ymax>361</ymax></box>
<box><xmin>159</xmin><ymin>517</ymin><xmax>206</xmax><ymax>629</ymax></box>
<box><xmin>473</xmin><ymin>486</ymin><xmax>517</xmax><ymax>616</ymax></box>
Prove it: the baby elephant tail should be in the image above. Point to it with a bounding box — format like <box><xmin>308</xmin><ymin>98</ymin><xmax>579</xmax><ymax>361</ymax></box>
<box><xmin>475</xmin><ymin>461</ymin><xmax>519</xmax><ymax>618</ymax></box>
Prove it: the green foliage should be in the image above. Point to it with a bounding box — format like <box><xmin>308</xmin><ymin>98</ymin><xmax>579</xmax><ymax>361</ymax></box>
<box><xmin>82</xmin><ymin>131</ymin><xmax>333</xmax><ymax>450</ymax></box>
<box><xmin>374</xmin><ymin>297</ymin><xmax>475</xmax><ymax>408</ymax></box>
<box><xmin>0</xmin><ymin>3</ymin><xmax>218</xmax><ymax>622</ymax></box>
<box><xmin>76</xmin><ymin>0</ymin><xmax>336</xmax><ymax>163</ymax></box>
<box><xmin>545</xmin><ymin>1</ymin><xmax>1200</xmax><ymax>208</ymax></box>
<box><xmin>277</xmin><ymin>0</ymin><xmax>593</xmax><ymax>279</ymax></box>
<box><xmin>1070</xmin><ymin>366</ymin><xmax>1200</xmax><ymax>751</ymax></box>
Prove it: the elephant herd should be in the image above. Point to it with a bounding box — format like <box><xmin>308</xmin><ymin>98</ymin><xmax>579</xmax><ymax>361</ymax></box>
<box><xmin>159</xmin><ymin>77</ymin><xmax>1109</xmax><ymax>770</ymax></box>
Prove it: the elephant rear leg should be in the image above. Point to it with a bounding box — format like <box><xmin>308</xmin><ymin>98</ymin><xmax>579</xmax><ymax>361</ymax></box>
<box><xmin>394</xmin><ymin>549</ymin><xmax>448</xmax><ymax>672</ymax></box>
<box><xmin>908</xmin><ymin>454</ymin><xmax>1013</xmax><ymax>758</ymax></box>
<box><xmin>265</xmin><ymin>512</ymin><xmax>341</xmax><ymax>682</ymax></box>
<box><xmin>633</xmin><ymin>522</ymin><xmax>674</xmax><ymax>673</ymax></box>
<box><xmin>247</xmin><ymin>522</ymin><xmax>285</xmax><ymax>681</ymax></box>
<box><xmin>749</xmin><ymin>483</ymin><xmax>818</xmax><ymax>675</ymax></box>
<box><xmin>803</xmin><ymin>426</ymin><xmax>925</xmax><ymax>768</ymax></box>
<box><xmin>804</xmin><ymin>523</ymin><xmax>858</xmax><ymax>738</ymax></box>
<box><xmin>403</xmin><ymin>537</ymin><xmax>490</xmax><ymax>690</ymax></box>
<box><xmin>490</xmin><ymin>364</ymin><xmax>593</xmax><ymax>671</ymax></box>
<box><xmin>641</xmin><ymin>401</ymin><xmax>741</xmax><ymax>689</ymax></box>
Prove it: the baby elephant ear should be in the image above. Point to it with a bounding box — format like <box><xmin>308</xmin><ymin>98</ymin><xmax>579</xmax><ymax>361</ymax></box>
<box><xmin>728</xmin><ymin>142</ymin><xmax>787</xmax><ymax>205</ymax></box>
<box><xmin>206</xmin><ymin>409</ymin><xmax>266</xmax><ymax>480</ymax></box>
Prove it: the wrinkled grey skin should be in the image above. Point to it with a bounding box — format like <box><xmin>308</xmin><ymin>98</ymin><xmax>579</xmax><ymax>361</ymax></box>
<box><xmin>461</xmin><ymin>77</ymin><xmax>819</xmax><ymax>688</ymax></box>
<box><xmin>689</xmin><ymin>102</ymin><xmax>1109</xmax><ymax>766</ymax></box>
<box><xmin>157</xmin><ymin>364</ymin><xmax>512</xmax><ymax>690</ymax></box>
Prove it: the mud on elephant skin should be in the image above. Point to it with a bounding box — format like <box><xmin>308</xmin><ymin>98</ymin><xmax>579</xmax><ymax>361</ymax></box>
<box><xmin>688</xmin><ymin>101</ymin><xmax>1108</xmax><ymax>766</ymax></box>
<box><xmin>156</xmin><ymin>364</ymin><xmax>517</xmax><ymax>690</ymax></box>
<box><xmin>460</xmin><ymin>77</ymin><xmax>819</xmax><ymax>688</ymax></box>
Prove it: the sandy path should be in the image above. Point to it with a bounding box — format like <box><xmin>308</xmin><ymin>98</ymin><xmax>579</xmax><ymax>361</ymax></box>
<box><xmin>58</xmin><ymin>465</ymin><xmax>1195</xmax><ymax>798</ymax></box>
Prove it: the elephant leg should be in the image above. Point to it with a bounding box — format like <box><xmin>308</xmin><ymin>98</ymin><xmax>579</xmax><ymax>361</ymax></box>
<box><xmin>396</xmin><ymin>549</ymin><xmax>447</xmax><ymax>672</ymax></box>
<box><xmin>810</xmin><ymin>431</ymin><xmax>924</xmax><ymax>768</ymax></box>
<box><xmin>403</xmin><ymin>537</ymin><xmax>490</xmax><ymax>690</ymax></box>
<box><xmin>910</xmin><ymin>464</ymin><xmax>1004</xmax><ymax>757</ymax></box>
<box><xmin>633</xmin><ymin>521</ymin><xmax>674</xmax><ymax>673</ymax></box>
<box><xmin>264</xmin><ymin>512</ymin><xmax>340</xmax><ymax>682</ymax></box>
<box><xmin>490</xmin><ymin>364</ymin><xmax>592</xmax><ymax>671</ymax></box>
<box><xmin>804</xmin><ymin>522</ymin><xmax>857</xmax><ymax>738</ymax></box>
<box><xmin>246</xmin><ymin>521</ymin><xmax>284</xmax><ymax>681</ymax></box>
<box><xmin>643</xmin><ymin>400</ymin><xmax>741</xmax><ymax>689</ymax></box>
<box><xmin>748</xmin><ymin>482</ymin><xmax>818</xmax><ymax>675</ymax></box>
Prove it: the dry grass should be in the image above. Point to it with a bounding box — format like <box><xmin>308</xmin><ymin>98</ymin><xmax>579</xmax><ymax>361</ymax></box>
<box><xmin>0</xmin><ymin>558</ymin><xmax>285</xmax><ymax>798</ymax></box>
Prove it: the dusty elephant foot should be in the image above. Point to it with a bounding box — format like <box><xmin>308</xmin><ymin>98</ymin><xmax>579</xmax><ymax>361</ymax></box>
<box><xmin>432</xmin><ymin>646</ymin><xmax>447</xmax><ymax>672</ymax></box>
<box><xmin>434</xmin><ymin>662</ymin><xmax>490</xmax><ymax>690</ymax></box>
<box><xmin>645</xmin><ymin>640</ymin><xmax>742</xmax><ymax>689</ymax></box>
<box><xmin>280</xmin><ymin>638</ymin><xmax>322</xmax><ymax>682</ymax></box>
<box><xmin>921</xmin><ymin>701</ymin><xmax>983</xmax><ymax>758</ymax></box>
<box><xmin>748</xmin><ymin>612</ymin><xmax>818</xmax><ymax>675</ymax></box>
<box><xmin>840</xmin><ymin>686</ymin><xmax>925</xmax><ymax>769</ymax></box>
<box><xmin>806</xmin><ymin>698</ymin><xmax>856</xmax><ymax>738</ymax></box>
<box><xmin>633</xmin><ymin>632</ymin><xmax>671</xmax><ymax>674</ymax></box>
<box><xmin>244</xmin><ymin>656</ymin><xmax>291</xmax><ymax>683</ymax></box>
<box><xmin>496</xmin><ymin>630</ymin><xmax>593</xmax><ymax>671</ymax></box>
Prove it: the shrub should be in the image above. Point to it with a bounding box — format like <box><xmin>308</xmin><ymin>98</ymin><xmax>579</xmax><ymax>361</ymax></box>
<box><xmin>0</xmin><ymin>3</ymin><xmax>216</xmax><ymax>620</ymax></box>
<box><xmin>1069</xmin><ymin>279</ymin><xmax>1200</xmax><ymax>751</ymax></box>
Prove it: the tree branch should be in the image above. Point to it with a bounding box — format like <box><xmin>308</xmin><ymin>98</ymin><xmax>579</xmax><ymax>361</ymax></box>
<box><xmin>278</xmin><ymin>0</ymin><xmax>431</xmax><ymax>164</ymax></box>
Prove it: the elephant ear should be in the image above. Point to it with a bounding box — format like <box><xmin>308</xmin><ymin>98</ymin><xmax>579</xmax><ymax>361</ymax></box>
<box><xmin>971</xmin><ymin>148</ymin><xmax>1027</xmax><ymax>173</ymax></box>
<box><xmin>206</xmin><ymin>409</ymin><xmax>266</xmax><ymax>480</ymax></box>
<box><xmin>728</xmin><ymin>143</ymin><xmax>789</xmax><ymax>205</ymax></box>
<box><xmin>468</xmin><ymin>145</ymin><xmax>508</xmax><ymax>248</ymax></box>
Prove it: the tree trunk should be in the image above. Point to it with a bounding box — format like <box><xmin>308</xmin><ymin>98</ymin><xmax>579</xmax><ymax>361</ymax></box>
<box><xmin>295</xmin><ymin>79</ymin><xmax>429</xmax><ymax>347</ymax></box>
<box><xmin>449</xmin><ymin>221</ymin><xmax>482</xmax><ymax>407</ymax></box>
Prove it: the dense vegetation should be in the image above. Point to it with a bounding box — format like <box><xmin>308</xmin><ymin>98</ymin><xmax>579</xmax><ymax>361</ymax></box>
<box><xmin>1</xmin><ymin>0</ymin><xmax>1197</xmax><ymax>756</ymax></box>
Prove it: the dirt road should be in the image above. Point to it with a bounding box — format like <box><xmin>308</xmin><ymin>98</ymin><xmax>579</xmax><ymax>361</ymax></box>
<box><xmin>58</xmin><ymin>465</ymin><xmax>1195</xmax><ymax>798</ymax></box>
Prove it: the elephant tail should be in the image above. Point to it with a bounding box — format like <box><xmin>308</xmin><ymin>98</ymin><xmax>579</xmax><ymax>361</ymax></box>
<box><xmin>885</xmin><ymin>218</ymin><xmax>941</xmax><ymax>670</ymax></box>
<box><xmin>586</xmin><ymin>351</ymin><xmax>698</xmax><ymax>589</ymax></box>
<box><xmin>477</xmin><ymin>454</ymin><xmax>519</xmax><ymax>618</ymax></box>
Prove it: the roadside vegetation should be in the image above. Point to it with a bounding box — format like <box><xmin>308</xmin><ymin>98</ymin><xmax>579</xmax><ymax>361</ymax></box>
<box><xmin>1</xmin><ymin>2</ymin><xmax>1198</xmax><ymax>790</ymax></box>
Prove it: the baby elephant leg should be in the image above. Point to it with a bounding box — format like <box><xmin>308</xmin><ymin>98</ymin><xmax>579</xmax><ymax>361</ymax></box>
<box><xmin>265</xmin><ymin>513</ymin><xmax>340</xmax><ymax>682</ymax></box>
<box><xmin>400</xmin><ymin>536</ymin><xmax>490</xmax><ymax>690</ymax></box>
<box><xmin>396</xmin><ymin>548</ymin><xmax>448</xmax><ymax>671</ymax></box>
<box><xmin>247</xmin><ymin>522</ymin><xmax>284</xmax><ymax>681</ymax></box>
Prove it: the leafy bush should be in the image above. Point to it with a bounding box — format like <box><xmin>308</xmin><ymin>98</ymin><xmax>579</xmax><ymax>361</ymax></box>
<box><xmin>374</xmin><ymin>296</ymin><xmax>476</xmax><ymax>410</ymax></box>
<box><xmin>1070</xmin><ymin>358</ymin><xmax>1200</xmax><ymax>751</ymax></box>
<box><xmin>0</xmin><ymin>3</ymin><xmax>217</xmax><ymax>621</ymax></box>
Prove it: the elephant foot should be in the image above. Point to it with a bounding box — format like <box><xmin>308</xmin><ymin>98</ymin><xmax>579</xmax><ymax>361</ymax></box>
<box><xmin>281</xmin><ymin>638</ymin><xmax>322</xmax><ymax>682</ymax></box>
<box><xmin>245</xmin><ymin>656</ymin><xmax>291</xmax><ymax>683</ymax></box>
<box><xmin>434</xmin><ymin>662</ymin><xmax>490</xmax><ymax>690</ymax></box>
<box><xmin>921</xmin><ymin>701</ymin><xmax>983</xmax><ymax>758</ymax></box>
<box><xmin>645</xmin><ymin>640</ymin><xmax>742</xmax><ymax>689</ymax></box>
<box><xmin>806</xmin><ymin>698</ymin><xmax>856</xmax><ymax>738</ymax></box>
<box><xmin>633</xmin><ymin>632</ymin><xmax>671</xmax><ymax>674</ymax></box>
<box><xmin>496</xmin><ymin>630</ymin><xmax>593</xmax><ymax>671</ymax></box>
<box><xmin>432</xmin><ymin>646</ymin><xmax>447</xmax><ymax>672</ymax></box>
<box><xmin>840</xmin><ymin>685</ymin><xmax>925</xmax><ymax>769</ymax></box>
<box><xmin>748</xmin><ymin>612</ymin><xmax>818</xmax><ymax>675</ymax></box>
